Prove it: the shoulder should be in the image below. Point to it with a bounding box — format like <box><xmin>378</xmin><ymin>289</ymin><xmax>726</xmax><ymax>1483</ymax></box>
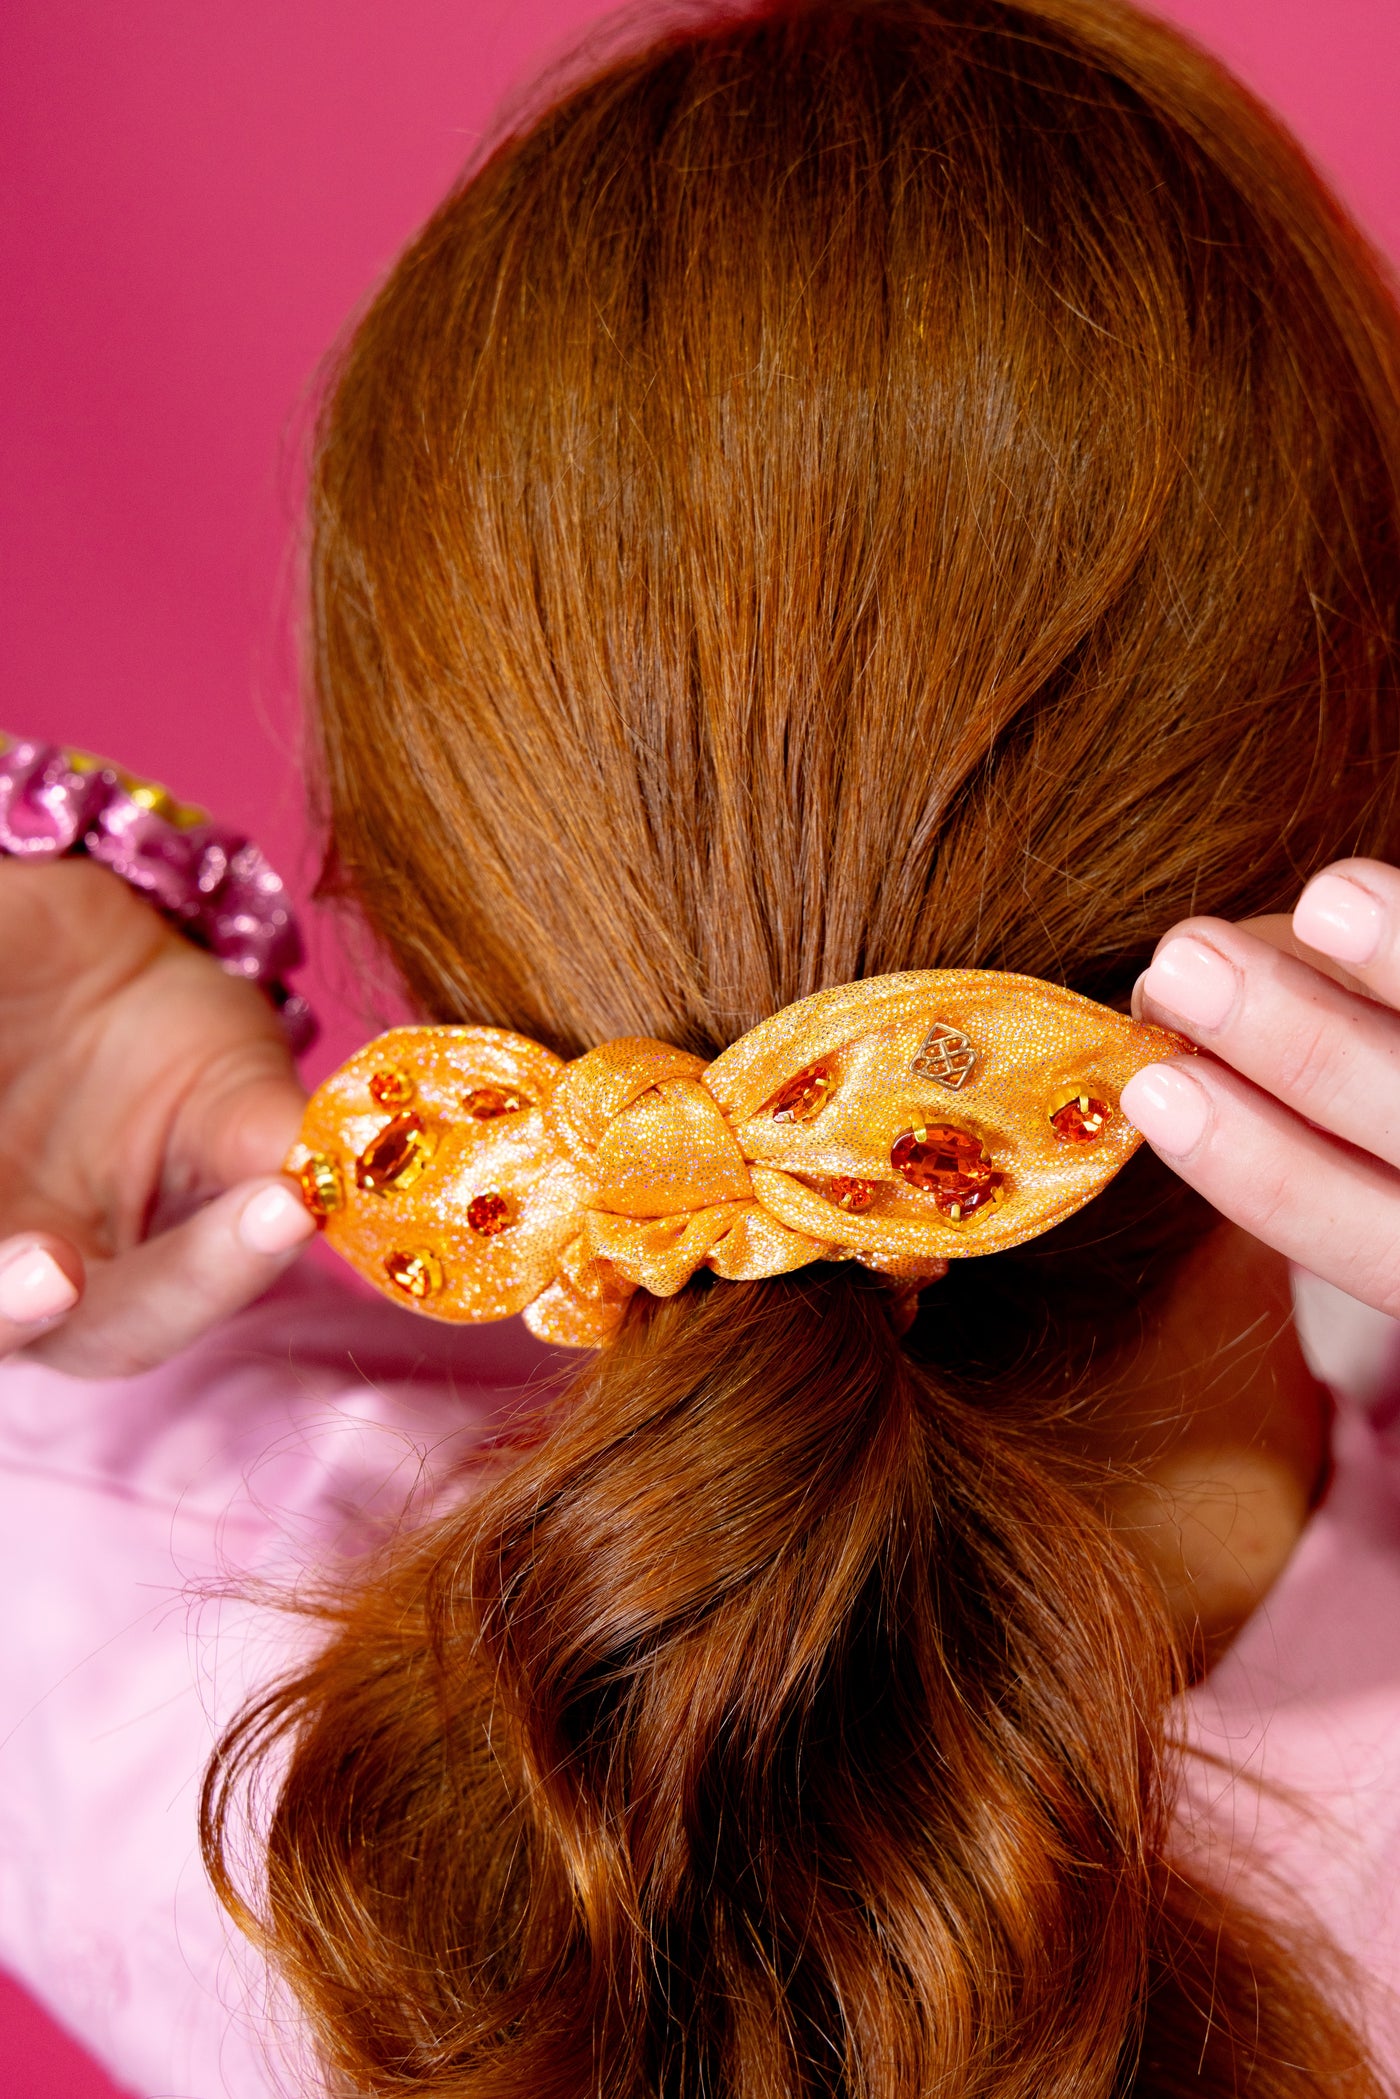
<box><xmin>1180</xmin><ymin>1276</ymin><xmax>1400</xmax><ymax>2065</ymax></box>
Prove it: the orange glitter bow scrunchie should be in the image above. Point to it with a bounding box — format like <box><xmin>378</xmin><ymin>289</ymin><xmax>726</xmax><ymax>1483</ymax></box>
<box><xmin>286</xmin><ymin>971</ymin><xmax>1188</xmax><ymax>1348</ymax></box>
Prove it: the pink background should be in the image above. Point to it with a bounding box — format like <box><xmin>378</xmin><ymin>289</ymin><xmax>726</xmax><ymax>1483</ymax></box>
<box><xmin>2</xmin><ymin>1</ymin><xmax>1398</xmax><ymax>2091</ymax></box>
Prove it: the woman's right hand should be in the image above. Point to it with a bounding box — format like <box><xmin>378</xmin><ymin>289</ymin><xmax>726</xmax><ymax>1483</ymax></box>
<box><xmin>0</xmin><ymin>857</ymin><xmax>315</xmax><ymax>1376</ymax></box>
<box><xmin>1125</xmin><ymin>856</ymin><xmax>1400</xmax><ymax>1319</ymax></box>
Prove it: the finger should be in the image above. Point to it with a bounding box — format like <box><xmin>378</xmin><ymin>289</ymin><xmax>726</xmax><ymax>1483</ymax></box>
<box><xmin>1132</xmin><ymin>916</ymin><xmax>1400</xmax><ymax>1170</ymax></box>
<box><xmin>1119</xmin><ymin>1056</ymin><xmax>1400</xmax><ymax>1318</ymax></box>
<box><xmin>0</xmin><ymin>1236</ymin><xmax>84</xmax><ymax>1358</ymax></box>
<box><xmin>1236</xmin><ymin>912</ymin><xmax>1376</xmax><ymax>993</ymax></box>
<box><xmin>23</xmin><ymin>1176</ymin><xmax>316</xmax><ymax>1379</ymax></box>
<box><xmin>1292</xmin><ymin>858</ymin><xmax>1400</xmax><ymax>991</ymax></box>
<box><xmin>1239</xmin><ymin>866</ymin><xmax>1400</xmax><ymax>1001</ymax></box>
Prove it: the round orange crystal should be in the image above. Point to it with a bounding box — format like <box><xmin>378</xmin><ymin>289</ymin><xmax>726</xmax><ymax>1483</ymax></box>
<box><xmin>828</xmin><ymin>1176</ymin><xmax>877</xmax><ymax>1212</ymax></box>
<box><xmin>890</xmin><ymin>1124</ymin><xmax>1001</xmax><ymax>1221</ymax></box>
<box><xmin>384</xmin><ymin>1248</ymin><xmax>444</xmax><ymax>1299</ymax></box>
<box><xmin>1049</xmin><ymin>1093</ymin><xmax>1109</xmax><ymax>1143</ymax></box>
<box><xmin>467</xmin><ymin>1191</ymin><xmax>513</xmax><ymax>1237</ymax></box>
<box><xmin>369</xmin><ymin>1066</ymin><xmax>415</xmax><ymax>1107</ymax></box>
<box><xmin>769</xmin><ymin>1064</ymin><xmax>832</xmax><ymax>1123</ymax></box>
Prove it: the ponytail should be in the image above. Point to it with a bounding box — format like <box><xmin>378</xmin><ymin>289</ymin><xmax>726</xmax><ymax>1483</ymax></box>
<box><xmin>205</xmin><ymin>1270</ymin><xmax>1377</xmax><ymax>2096</ymax></box>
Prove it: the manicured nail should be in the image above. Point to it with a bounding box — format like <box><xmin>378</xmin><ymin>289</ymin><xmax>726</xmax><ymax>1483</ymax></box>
<box><xmin>238</xmin><ymin>1182</ymin><xmax>316</xmax><ymax>1256</ymax></box>
<box><xmin>1293</xmin><ymin>871</ymin><xmax>1384</xmax><ymax>967</ymax></box>
<box><xmin>0</xmin><ymin>1245</ymin><xmax>79</xmax><ymax>1325</ymax></box>
<box><xmin>1141</xmin><ymin>936</ymin><xmax>1239</xmax><ymax>1032</ymax></box>
<box><xmin>1120</xmin><ymin>1063</ymin><xmax>1211</xmax><ymax>1158</ymax></box>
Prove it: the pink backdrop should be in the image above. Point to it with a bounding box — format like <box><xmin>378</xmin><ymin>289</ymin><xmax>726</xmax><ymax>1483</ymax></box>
<box><xmin>2</xmin><ymin>2</ymin><xmax>1398</xmax><ymax>2092</ymax></box>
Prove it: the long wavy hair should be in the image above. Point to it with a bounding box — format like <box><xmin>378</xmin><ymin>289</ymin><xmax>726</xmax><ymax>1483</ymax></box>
<box><xmin>205</xmin><ymin>3</ymin><xmax>1400</xmax><ymax>2093</ymax></box>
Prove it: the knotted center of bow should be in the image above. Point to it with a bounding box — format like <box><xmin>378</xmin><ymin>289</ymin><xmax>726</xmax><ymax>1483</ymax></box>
<box><xmin>546</xmin><ymin>1037</ymin><xmax>754</xmax><ymax>1218</ymax></box>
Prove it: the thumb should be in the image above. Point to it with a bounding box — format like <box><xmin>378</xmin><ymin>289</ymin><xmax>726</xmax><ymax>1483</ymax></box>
<box><xmin>171</xmin><ymin>1039</ymin><xmax>310</xmax><ymax>1194</ymax></box>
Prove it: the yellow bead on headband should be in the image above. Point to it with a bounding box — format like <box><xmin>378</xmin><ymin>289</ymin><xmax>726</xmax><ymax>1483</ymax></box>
<box><xmin>286</xmin><ymin>971</ymin><xmax>1188</xmax><ymax>1348</ymax></box>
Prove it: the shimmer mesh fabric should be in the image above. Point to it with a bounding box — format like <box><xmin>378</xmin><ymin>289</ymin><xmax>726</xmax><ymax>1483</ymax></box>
<box><xmin>287</xmin><ymin>971</ymin><xmax>1187</xmax><ymax>1346</ymax></box>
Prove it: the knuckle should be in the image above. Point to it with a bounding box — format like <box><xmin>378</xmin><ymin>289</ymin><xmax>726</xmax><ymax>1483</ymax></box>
<box><xmin>1224</xmin><ymin>1151</ymin><xmax>1299</xmax><ymax>1247</ymax></box>
<box><xmin>1268</xmin><ymin>1006</ymin><xmax>1358</xmax><ymax>1108</ymax></box>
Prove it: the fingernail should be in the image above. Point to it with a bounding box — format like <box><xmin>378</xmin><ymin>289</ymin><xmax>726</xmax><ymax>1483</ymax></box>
<box><xmin>1293</xmin><ymin>871</ymin><xmax>1384</xmax><ymax>967</ymax></box>
<box><xmin>0</xmin><ymin>1246</ymin><xmax>79</xmax><ymax>1325</ymax></box>
<box><xmin>1141</xmin><ymin>936</ymin><xmax>1239</xmax><ymax>1032</ymax></box>
<box><xmin>238</xmin><ymin>1183</ymin><xmax>317</xmax><ymax>1256</ymax></box>
<box><xmin>1120</xmin><ymin>1063</ymin><xmax>1211</xmax><ymax>1158</ymax></box>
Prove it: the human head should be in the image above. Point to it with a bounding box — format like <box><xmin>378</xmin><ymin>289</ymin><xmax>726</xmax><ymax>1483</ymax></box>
<box><xmin>210</xmin><ymin>4</ymin><xmax>1400</xmax><ymax>2093</ymax></box>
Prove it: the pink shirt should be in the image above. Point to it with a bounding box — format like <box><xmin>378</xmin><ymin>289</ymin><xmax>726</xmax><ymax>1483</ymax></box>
<box><xmin>2</xmin><ymin>1262</ymin><xmax>1398</xmax><ymax>2095</ymax></box>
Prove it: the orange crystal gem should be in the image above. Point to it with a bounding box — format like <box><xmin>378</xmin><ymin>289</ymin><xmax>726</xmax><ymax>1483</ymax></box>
<box><xmin>890</xmin><ymin>1124</ymin><xmax>1001</xmax><ymax>1222</ymax></box>
<box><xmin>463</xmin><ymin>1086</ymin><xmax>529</xmax><ymax>1120</ymax></box>
<box><xmin>297</xmin><ymin>1151</ymin><xmax>343</xmax><ymax>1222</ymax></box>
<box><xmin>467</xmin><ymin>1191</ymin><xmax>513</xmax><ymax>1237</ymax></box>
<box><xmin>384</xmin><ymin>1248</ymin><xmax>444</xmax><ymax>1300</ymax></box>
<box><xmin>369</xmin><ymin>1067</ymin><xmax>415</xmax><ymax>1107</ymax></box>
<box><xmin>1049</xmin><ymin>1093</ymin><xmax>1109</xmax><ymax>1143</ymax></box>
<box><xmin>356</xmin><ymin>1112</ymin><xmax>435</xmax><ymax>1193</ymax></box>
<box><xmin>828</xmin><ymin>1176</ymin><xmax>877</xmax><ymax>1212</ymax></box>
<box><xmin>769</xmin><ymin>1064</ymin><xmax>833</xmax><ymax>1124</ymax></box>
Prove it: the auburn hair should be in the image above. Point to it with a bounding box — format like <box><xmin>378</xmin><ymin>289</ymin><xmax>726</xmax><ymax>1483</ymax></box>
<box><xmin>206</xmin><ymin>2</ymin><xmax>1400</xmax><ymax>2093</ymax></box>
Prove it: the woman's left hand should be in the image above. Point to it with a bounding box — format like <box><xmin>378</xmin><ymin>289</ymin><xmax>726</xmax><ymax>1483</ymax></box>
<box><xmin>1124</xmin><ymin>858</ymin><xmax>1400</xmax><ymax>1317</ymax></box>
<box><xmin>0</xmin><ymin>859</ymin><xmax>315</xmax><ymax>1376</ymax></box>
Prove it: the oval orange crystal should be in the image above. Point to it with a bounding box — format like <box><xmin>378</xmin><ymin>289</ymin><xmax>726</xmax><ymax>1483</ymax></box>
<box><xmin>297</xmin><ymin>1151</ymin><xmax>343</xmax><ymax>1221</ymax></box>
<box><xmin>890</xmin><ymin>1124</ymin><xmax>1001</xmax><ymax>1221</ymax></box>
<box><xmin>769</xmin><ymin>1064</ymin><xmax>832</xmax><ymax>1123</ymax></box>
<box><xmin>463</xmin><ymin>1086</ymin><xmax>529</xmax><ymax>1120</ymax></box>
<box><xmin>356</xmin><ymin>1112</ymin><xmax>434</xmax><ymax>1193</ymax></box>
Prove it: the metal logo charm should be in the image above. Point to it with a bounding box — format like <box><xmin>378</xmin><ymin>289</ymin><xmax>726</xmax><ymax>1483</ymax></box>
<box><xmin>911</xmin><ymin>1021</ymin><xmax>977</xmax><ymax>1090</ymax></box>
